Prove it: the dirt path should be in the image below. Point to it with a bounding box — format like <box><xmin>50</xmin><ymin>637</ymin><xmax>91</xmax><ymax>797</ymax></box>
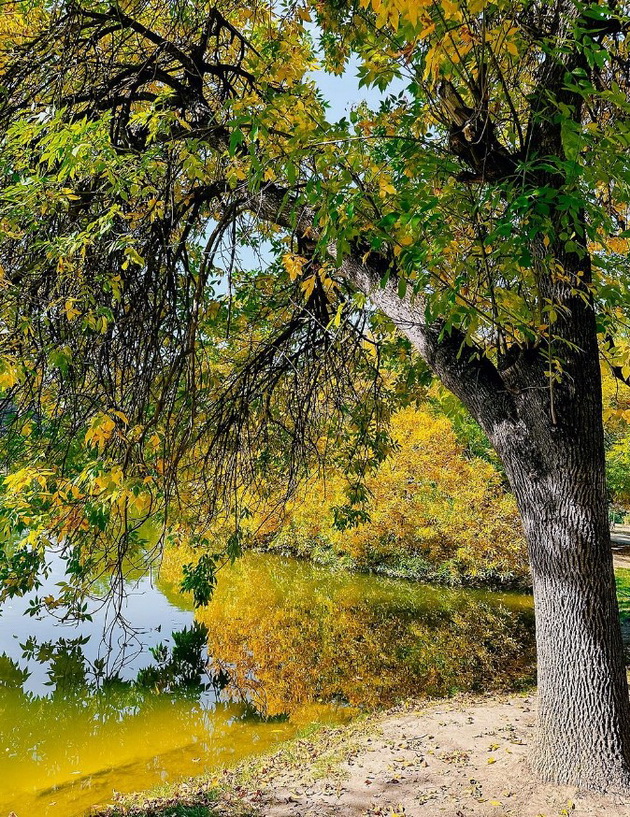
<box><xmin>222</xmin><ymin>695</ymin><xmax>630</xmax><ymax>817</ymax></box>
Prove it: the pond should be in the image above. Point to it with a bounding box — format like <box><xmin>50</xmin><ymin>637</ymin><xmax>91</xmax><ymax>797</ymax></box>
<box><xmin>0</xmin><ymin>550</ymin><xmax>538</xmax><ymax>817</ymax></box>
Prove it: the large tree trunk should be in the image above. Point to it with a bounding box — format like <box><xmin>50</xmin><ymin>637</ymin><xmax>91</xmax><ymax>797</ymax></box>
<box><xmin>356</xmin><ymin>241</ymin><xmax>630</xmax><ymax>789</ymax></box>
<box><xmin>504</xmin><ymin>428</ymin><xmax>630</xmax><ymax>788</ymax></box>
<box><xmin>490</xmin><ymin>331</ymin><xmax>630</xmax><ymax>789</ymax></box>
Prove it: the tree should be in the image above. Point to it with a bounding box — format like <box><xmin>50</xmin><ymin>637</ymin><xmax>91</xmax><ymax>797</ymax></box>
<box><xmin>2</xmin><ymin>0</ymin><xmax>630</xmax><ymax>791</ymax></box>
<box><xmin>247</xmin><ymin>405</ymin><xmax>528</xmax><ymax>586</ymax></box>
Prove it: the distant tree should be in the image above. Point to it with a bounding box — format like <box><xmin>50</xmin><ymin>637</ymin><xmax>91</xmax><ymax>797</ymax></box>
<box><xmin>2</xmin><ymin>0</ymin><xmax>630</xmax><ymax>790</ymax></box>
<box><xmin>253</xmin><ymin>406</ymin><xmax>528</xmax><ymax>586</ymax></box>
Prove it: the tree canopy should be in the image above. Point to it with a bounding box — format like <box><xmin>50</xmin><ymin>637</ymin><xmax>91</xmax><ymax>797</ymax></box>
<box><xmin>1</xmin><ymin>0</ymin><xmax>629</xmax><ymax>610</ymax></box>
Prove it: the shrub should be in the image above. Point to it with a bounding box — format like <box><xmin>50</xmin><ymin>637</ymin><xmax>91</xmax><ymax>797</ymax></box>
<box><xmin>257</xmin><ymin>407</ymin><xmax>528</xmax><ymax>586</ymax></box>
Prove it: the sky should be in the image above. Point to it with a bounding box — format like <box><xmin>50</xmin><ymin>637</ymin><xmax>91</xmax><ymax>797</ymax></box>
<box><xmin>310</xmin><ymin>50</ymin><xmax>409</xmax><ymax>122</ymax></box>
<box><xmin>226</xmin><ymin>58</ymin><xmax>408</xmax><ymax>276</ymax></box>
<box><xmin>310</xmin><ymin>56</ymin><xmax>381</xmax><ymax>120</ymax></box>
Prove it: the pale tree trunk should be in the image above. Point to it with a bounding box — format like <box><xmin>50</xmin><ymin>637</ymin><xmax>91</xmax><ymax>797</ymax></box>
<box><xmin>528</xmin><ymin>481</ymin><xmax>630</xmax><ymax>788</ymax></box>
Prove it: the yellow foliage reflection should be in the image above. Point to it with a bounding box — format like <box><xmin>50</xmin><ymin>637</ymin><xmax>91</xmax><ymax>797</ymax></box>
<box><xmin>162</xmin><ymin>552</ymin><xmax>536</xmax><ymax>718</ymax></box>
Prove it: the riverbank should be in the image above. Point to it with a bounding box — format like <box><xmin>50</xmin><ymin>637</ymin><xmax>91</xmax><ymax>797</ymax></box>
<box><xmin>246</xmin><ymin>543</ymin><xmax>532</xmax><ymax>591</ymax></box>
<box><xmin>90</xmin><ymin>561</ymin><xmax>630</xmax><ymax>817</ymax></box>
<box><xmin>246</xmin><ymin>533</ymin><xmax>630</xmax><ymax>592</ymax></box>
<box><xmin>95</xmin><ymin>693</ymin><xmax>630</xmax><ymax>817</ymax></box>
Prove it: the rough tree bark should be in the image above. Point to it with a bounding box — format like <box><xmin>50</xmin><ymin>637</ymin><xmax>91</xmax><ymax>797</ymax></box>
<box><xmin>491</xmin><ymin>316</ymin><xmax>630</xmax><ymax>787</ymax></box>
<box><xmin>259</xmin><ymin>84</ymin><xmax>630</xmax><ymax>800</ymax></box>
<box><xmin>336</xmin><ymin>242</ymin><xmax>630</xmax><ymax>789</ymax></box>
<box><xmin>498</xmin><ymin>370</ymin><xmax>630</xmax><ymax>789</ymax></box>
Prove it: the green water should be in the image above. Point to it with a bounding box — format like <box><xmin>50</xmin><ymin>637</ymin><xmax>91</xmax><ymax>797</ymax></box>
<box><xmin>0</xmin><ymin>551</ymin><xmax>536</xmax><ymax>817</ymax></box>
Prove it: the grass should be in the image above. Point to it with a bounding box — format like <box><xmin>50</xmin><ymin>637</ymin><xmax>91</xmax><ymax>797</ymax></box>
<box><xmin>143</xmin><ymin>808</ymin><xmax>213</xmax><ymax>817</ymax></box>
<box><xmin>92</xmin><ymin>791</ymin><xmax>226</xmax><ymax>817</ymax></box>
<box><xmin>616</xmin><ymin>568</ymin><xmax>630</xmax><ymax>620</ymax></box>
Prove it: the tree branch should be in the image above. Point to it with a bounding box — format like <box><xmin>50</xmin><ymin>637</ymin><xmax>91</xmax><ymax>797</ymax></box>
<box><xmin>188</xmin><ymin>174</ymin><xmax>519</xmax><ymax>436</ymax></box>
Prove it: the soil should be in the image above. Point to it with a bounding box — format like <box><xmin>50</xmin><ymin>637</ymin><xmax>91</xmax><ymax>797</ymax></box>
<box><xmin>216</xmin><ymin>694</ymin><xmax>630</xmax><ymax>817</ymax></box>
<box><xmin>614</xmin><ymin>550</ymin><xmax>630</xmax><ymax>570</ymax></box>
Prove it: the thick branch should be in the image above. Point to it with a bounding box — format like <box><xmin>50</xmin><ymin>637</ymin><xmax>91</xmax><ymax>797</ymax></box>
<box><xmin>337</xmin><ymin>253</ymin><xmax>519</xmax><ymax>435</ymax></box>
<box><xmin>230</xmin><ymin>179</ymin><xmax>519</xmax><ymax>436</ymax></box>
<box><xmin>4</xmin><ymin>7</ymin><xmax>519</xmax><ymax>440</ymax></box>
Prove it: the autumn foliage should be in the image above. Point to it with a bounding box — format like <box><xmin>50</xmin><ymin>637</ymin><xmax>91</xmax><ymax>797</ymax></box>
<box><xmin>158</xmin><ymin>550</ymin><xmax>536</xmax><ymax>716</ymax></box>
<box><xmin>247</xmin><ymin>406</ymin><xmax>528</xmax><ymax>586</ymax></box>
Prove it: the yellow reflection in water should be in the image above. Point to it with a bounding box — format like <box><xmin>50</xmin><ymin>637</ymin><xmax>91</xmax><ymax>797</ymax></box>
<box><xmin>0</xmin><ymin>687</ymin><xmax>326</xmax><ymax>817</ymax></box>
<box><xmin>188</xmin><ymin>552</ymin><xmax>536</xmax><ymax>716</ymax></box>
<box><xmin>2</xmin><ymin>551</ymin><xmax>535</xmax><ymax>817</ymax></box>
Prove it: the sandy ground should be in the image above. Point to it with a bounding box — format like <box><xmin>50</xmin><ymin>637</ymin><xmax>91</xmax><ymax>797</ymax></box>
<box><xmin>219</xmin><ymin>695</ymin><xmax>630</xmax><ymax>817</ymax></box>
<box><xmin>611</xmin><ymin>525</ymin><xmax>630</xmax><ymax>568</ymax></box>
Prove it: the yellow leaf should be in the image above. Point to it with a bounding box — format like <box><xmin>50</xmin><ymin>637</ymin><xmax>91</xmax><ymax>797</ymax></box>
<box><xmin>85</xmin><ymin>413</ymin><xmax>116</xmax><ymax>451</ymax></box>
<box><xmin>608</xmin><ymin>237</ymin><xmax>629</xmax><ymax>253</ymax></box>
<box><xmin>301</xmin><ymin>275</ymin><xmax>317</xmax><ymax>298</ymax></box>
<box><xmin>65</xmin><ymin>299</ymin><xmax>81</xmax><ymax>321</ymax></box>
<box><xmin>61</xmin><ymin>187</ymin><xmax>81</xmax><ymax>200</ymax></box>
<box><xmin>4</xmin><ymin>468</ymin><xmax>35</xmax><ymax>494</ymax></box>
<box><xmin>283</xmin><ymin>253</ymin><xmax>307</xmax><ymax>281</ymax></box>
<box><xmin>379</xmin><ymin>180</ymin><xmax>397</xmax><ymax>197</ymax></box>
<box><xmin>0</xmin><ymin>361</ymin><xmax>21</xmax><ymax>389</ymax></box>
<box><xmin>123</xmin><ymin>246</ymin><xmax>145</xmax><ymax>268</ymax></box>
<box><xmin>399</xmin><ymin>0</ymin><xmax>420</xmax><ymax>27</ymax></box>
<box><xmin>423</xmin><ymin>43</ymin><xmax>440</xmax><ymax>81</ymax></box>
<box><xmin>418</xmin><ymin>22</ymin><xmax>436</xmax><ymax>39</ymax></box>
<box><xmin>442</xmin><ymin>0</ymin><xmax>462</xmax><ymax>21</ymax></box>
<box><xmin>329</xmin><ymin>303</ymin><xmax>344</xmax><ymax>329</ymax></box>
<box><xmin>130</xmin><ymin>491</ymin><xmax>151</xmax><ymax>514</ymax></box>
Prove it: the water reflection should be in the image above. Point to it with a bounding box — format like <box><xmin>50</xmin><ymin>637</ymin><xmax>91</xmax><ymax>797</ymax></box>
<box><xmin>0</xmin><ymin>553</ymin><xmax>301</xmax><ymax>817</ymax></box>
<box><xmin>6</xmin><ymin>620</ymin><xmax>221</xmax><ymax>698</ymax></box>
<box><xmin>191</xmin><ymin>553</ymin><xmax>537</xmax><ymax>716</ymax></box>
<box><xmin>0</xmin><ymin>687</ymin><xmax>299</xmax><ymax>817</ymax></box>
<box><xmin>0</xmin><ymin>550</ymin><xmax>537</xmax><ymax>817</ymax></box>
<box><xmin>0</xmin><ymin>550</ymin><xmax>193</xmax><ymax>695</ymax></box>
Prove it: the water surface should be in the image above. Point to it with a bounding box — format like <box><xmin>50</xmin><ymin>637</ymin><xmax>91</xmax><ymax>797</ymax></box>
<box><xmin>0</xmin><ymin>551</ymin><xmax>536</xmax><ymax>816</ymax></box>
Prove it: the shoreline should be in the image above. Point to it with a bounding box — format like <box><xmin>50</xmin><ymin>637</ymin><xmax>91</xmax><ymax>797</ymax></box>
<box><xmin>96</xmin><ymin>692</ymin><xmax>630</xmax><ymax>817</ymax></box>
<box><xmin>93</xmin><ymin>556</ymin><xmax>630</xmax><ymax>817</ymax></box>
<box><xmin>246</xmin><ymin>539</ymin><xmax>630</xmax><ymax>592</ymax></box>
<box><xmin>245</xmin><ymin>544</ymin><xmax>532</xmax><ymax>592</ymax></box>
